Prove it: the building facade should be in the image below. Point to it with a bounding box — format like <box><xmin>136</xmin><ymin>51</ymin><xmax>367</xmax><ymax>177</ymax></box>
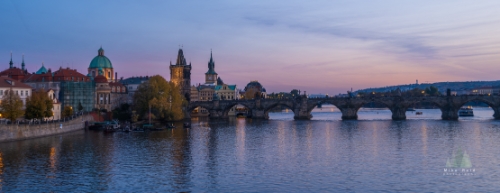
<box><xmin>46</xmin><ymin>89</ymin><xmax>61</xmax><ymax>120</ymax></box>
<box><xmin>0</xmin><ymin>76</ymin><xmax>32</xmax><ymax>107</ymax></box>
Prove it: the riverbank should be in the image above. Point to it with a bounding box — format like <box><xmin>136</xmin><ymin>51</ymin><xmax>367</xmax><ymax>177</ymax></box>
<box><xmin>0</xmin><ymin>114</ymin><xmax>94</xmax><ymax>143</ymax></box>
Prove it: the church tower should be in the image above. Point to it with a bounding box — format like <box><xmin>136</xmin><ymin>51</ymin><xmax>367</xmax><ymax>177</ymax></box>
<box><xmin>169</xmin><ymin>49</ymin><xmax>191</xmax><ymax>101</ymax></box>
<box><xmin>88</xmin><ymin>47</ymin><xmax>114</xmax><ymax>81</ymax></box>
<box><xmin>205</xmin><ymin>51</ymin><xmax>218</xmax><ymax>85</ymax></box>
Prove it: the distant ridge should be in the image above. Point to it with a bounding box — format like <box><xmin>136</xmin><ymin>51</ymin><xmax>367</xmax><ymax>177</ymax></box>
<box><xmin>355</xmin><ymin>80</ymin><xmax>500</xmax><ymax>94</ymax></box>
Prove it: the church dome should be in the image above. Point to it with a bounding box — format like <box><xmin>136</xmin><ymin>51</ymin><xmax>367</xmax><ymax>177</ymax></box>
<box><xmin>244</xmin><ymin>81</ymin><xmax>265</xmax><ymax>92</ymax></box>
<box><xmin>89</xmin><ymin>47</ymin><xmax>113</xmax><ymax>69</ymax></box>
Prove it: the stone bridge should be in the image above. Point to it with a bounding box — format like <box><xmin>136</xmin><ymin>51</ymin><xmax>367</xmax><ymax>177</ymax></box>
<box><xmin>186</xmin><ymin>95</ymin><xmax>500</xmax><ymax>120</ymax></box>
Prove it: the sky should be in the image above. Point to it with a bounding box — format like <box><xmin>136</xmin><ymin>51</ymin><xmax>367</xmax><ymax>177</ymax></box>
<box><xmin>1</xmin><ymin>0</ymin><xmax>500</xmax><ymax>95</ymax></box>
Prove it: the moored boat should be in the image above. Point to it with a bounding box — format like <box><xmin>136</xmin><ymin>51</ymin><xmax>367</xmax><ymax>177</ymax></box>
<box><xmin>458</xmin><ymin>106</ymin><xmax>474</xmax><ymax>116</ymax></box>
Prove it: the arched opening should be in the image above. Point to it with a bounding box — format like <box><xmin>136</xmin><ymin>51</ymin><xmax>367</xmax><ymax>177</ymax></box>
<box><xmin>457</xmin><ymin>99</ymin><xmax>494</xmax><ymax>120</ymax></box>
<box><xmin>406</xmin><ymin>101</ymin><xmax>442</xmax><ymax>120</ymax></box>
<box><xmin>309</xmin><ymin>102</ymin><xmax>342</xmax><ymax>121</ymax></box>
<box><xmin>357</xmin><ymin>101</ymin><xmax>392</xmax><ymax>120</ymax></box>
<box><xmin>223</xmin><ymin>103</ymin><xmax>252</xmax><ymax>119</ymax></box>
<box><xmin>190</xmin><ymin>106</ymin><xmax>210</xmax><ymax>121</ymax></box>
<box><xmin>266</xmin><ymin>103</ymin><xmax>295</xmax><ymax>120</ymax></box>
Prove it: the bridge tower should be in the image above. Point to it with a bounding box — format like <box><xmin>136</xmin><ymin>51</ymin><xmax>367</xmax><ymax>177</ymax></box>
<box><xmin>170</xmin><ymin>49</ymin><xmax>192</xmax><ymax>101</ymax></box>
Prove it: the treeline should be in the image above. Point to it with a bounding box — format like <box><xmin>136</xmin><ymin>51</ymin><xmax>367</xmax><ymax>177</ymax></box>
<box><xmin>0</xmin><ymin>89</ymin><xmax>75</xmax><ymax>122</ymax></box>
<box><xmin>112</xmin><ymin>75</ymin><xmax>186</xmax><ymax>123</ymax></box>
<box><xmin>357</xmin><ymin>86</ymin><xmax>441</xmax><ymax>97</ymax></box>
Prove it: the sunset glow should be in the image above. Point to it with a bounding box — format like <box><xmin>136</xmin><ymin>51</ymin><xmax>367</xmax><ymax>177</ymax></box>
<box><xmin>2</xmin><ymin>1</ymin><xmax>500</xmax><ymax>94</ymax></box>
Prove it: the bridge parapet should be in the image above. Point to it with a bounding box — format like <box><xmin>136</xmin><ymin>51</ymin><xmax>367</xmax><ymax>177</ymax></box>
<box><xmin>185</xmin><ymin>95</ymin><xmax>500</xmax><ymax>120</ymax></box>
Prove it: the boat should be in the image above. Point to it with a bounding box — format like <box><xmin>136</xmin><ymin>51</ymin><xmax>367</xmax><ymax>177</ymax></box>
<box><xmin>415</xmin><ymin>111</ymin><xmax>423</xmax><ymax>115</ymax></box>
<box><xmin>407</xmin><ymin>108</ymin><xmax>415</xmax><ymax>111</ymax></box>
<box><xmin>183</xmin><ymin>122</ymin><xmax>191</xmax><ymax>128</ymax></box>
<box><xmin>166</xmin><ymin>123</ymin><xmax>176</xmax><ymax>129</ymax></box>
<box><xmin>458</xmin><ymin>106</ymin><xmax>474</xmax><ymax>116</ymax></box>
<box><xmin>104</xmin><ymin>124</ymin><xmax>117</xmax><ymax>132</ymax></box>
<box><xmin>142</xmin><ymin>124</ymin><xmax>164</xmax><ymax>131</ymax></box>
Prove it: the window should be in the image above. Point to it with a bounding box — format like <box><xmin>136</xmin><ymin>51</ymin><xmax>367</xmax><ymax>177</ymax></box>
<box><xmin>108</xmin><ymin>71</ymin><xmax>111</xmax><ymax>78</ymax></box>
<box><xmin>21</xmin><ymin>90</ymin><xmax>23</xmax><ymax>96</ymax></box>
<box><xmin>0</xmin><ymin>90</ymin><xmax>2</xmax><ymax>95</ymax></box>
<box><xmin>16</xmin><ymin>91</ymin><xmax>19</xmax><ymax>95</ymax></box>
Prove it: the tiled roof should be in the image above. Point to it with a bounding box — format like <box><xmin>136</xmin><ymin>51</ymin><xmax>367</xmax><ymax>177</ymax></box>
<box><xmin>197</xmin><ymin>84</ymin><xmax>215</xmax><ymax>91</ymax></box>
<box><xmin>0</xmin><ymin>67</ymin><xmax>28</xmax><ymax>81</ymax></box>
<box><xmin>0</xmin><ymin>76</ymin><xmax>32</xmax><ymax>88</ymax></box>
<box><xmin>53</xmin><ymin>67</ymin><xmax>90</xmax><ymax>82</ymax></box>
<box><xmin>215</xmin><ymin>84</ymin><xmax>236</xmax><ymax>91</ymax></box>
<box><xmin>23</xmin><ymin>73</ymin><xmax>54</xmax><ymax>82</ymax></box>
<box><xmin>94</xmin><ymin>75</ymin><xmax>107</xmax><ymax>83</ymax></box>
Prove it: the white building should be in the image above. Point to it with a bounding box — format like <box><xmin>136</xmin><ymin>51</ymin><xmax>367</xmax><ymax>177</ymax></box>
<box><xmin>0</xmin><ymin>76</ymin><xmax>32</xmax><ymax>107</ymax></box>
<box><xmin>46</xmin><ymin>89</ymin><xmax>61</xmax><ymax>120</ymax></box>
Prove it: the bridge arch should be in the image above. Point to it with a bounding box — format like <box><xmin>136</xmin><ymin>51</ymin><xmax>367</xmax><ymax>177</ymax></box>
<box><xmin>456</xmin><ymin>97</ymin><xmax>497</xmax><ymax>119</ymax></box>
<box><xmin>187</xmin><ymin>104</ymin><xmax>212</xmax><ymax>113</ymax></box>
<box><xmin>458</xmin><ymin>97</ymin><xmax>496</xmax><ymax>108</ymax></box>
<box><xmin>186</xmin><ymin>103</ymin><xmax>213</xmax><ymax>119</ymax></box>
<box><xmin>222</xmin><ymin>102</ymin><xmax>253</xmax><ymax>118</ymax></box>
<box><xmin>263</xmin><ymin>101</ymin><xmax>296</xmax><ymax>119</ymax></box>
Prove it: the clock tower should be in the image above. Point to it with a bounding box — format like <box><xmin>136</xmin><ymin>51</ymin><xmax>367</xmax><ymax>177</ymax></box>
<box><xmin>205</xmin><ymin>51</ymin><xmax>218</xmax><ymax>85</ymax></box>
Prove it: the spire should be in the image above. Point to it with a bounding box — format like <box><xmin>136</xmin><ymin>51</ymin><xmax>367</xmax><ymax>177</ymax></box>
<box><xmin>98</xmin><ymin>46</ymin><xmax>104</xmax><ymax>56</ymax></box>
<box><xmin>206</xmin><ymin>50</ymin><xmax>216</xmax><ymax>74</ymax></box>
<box><xmin>176</xmin><ymin>48</ymin><xmax>185</xmax><ymax>65</ymax></box>
<box><xmin>21</xmin><ymin>54</ymin><xmax>25</xmax><ymax>71</ymax></box>
<box><xmin>9</xmin><ymin>52</ymin><xmax>13</xmax><ymax>69</ymax></box>
<box><xmin>209</xmin><ymin>49</ymin><xmax>214</xmax><ymax>63</ymax></box>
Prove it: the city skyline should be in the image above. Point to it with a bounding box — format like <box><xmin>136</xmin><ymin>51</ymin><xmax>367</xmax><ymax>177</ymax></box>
<box><xmin>1</xmin><ymin>1</ymin><xmax>500</xmax><ymax>94</ymax></box>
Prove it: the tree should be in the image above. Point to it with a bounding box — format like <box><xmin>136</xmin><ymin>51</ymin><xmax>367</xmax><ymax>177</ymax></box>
<box><xmin>133</xmin><ymin>75</ymin><xmax>186</xmax><ymax>121</ymax></box>
<box><xmin>25</xmin><ymin>89</ymin><xmax>54</xmax><ymax>120</ymax></box>
<box><xmin>0</xmin><ymin>89</ymin><xmax>24</xmax><ymax>122</ymax></box>
<box><xmin>112</xmin><ymin>103</ymin><xmax>131</xmax><ymax>121</ymax></box>
<box><xmin>425</xmin><ymin>86</ymin><xmax>441</xmax><ymax>96</ymax></box>
<box><xmin>403</xmin><ymin>88</ymin><xmax>425</xmax><ymax>97</ymax></box>
<box><xmin>62</xmin><ymin>106</ymin><xmax>73</xmax><ymax>118</ymax></box>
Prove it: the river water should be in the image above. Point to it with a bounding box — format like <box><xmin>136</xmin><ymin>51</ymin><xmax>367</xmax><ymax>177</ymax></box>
<box><xmin>1</xmin><ymin>107</ymin><xmax>500</xmax><ymax>192</ymax></box>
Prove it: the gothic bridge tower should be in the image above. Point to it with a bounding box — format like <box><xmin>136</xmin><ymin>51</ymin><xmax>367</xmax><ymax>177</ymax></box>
<box><xmin>169</xmin><ymin>49</ymin><xmax>192</xmax><ymax>101</ymax></box>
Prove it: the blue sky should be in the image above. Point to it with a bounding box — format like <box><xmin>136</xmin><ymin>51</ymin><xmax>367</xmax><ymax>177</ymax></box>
<box><xmin>1</xmin><ymin>0</ymin><xmax>500</xmax><ymax>94</ymax></box>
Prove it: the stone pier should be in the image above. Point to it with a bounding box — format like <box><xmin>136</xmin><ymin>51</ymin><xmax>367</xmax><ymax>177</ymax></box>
<box><xmin>339</xmin><ymin>107</ymin><xmax>359</xmax><ymax>120</ymax></box>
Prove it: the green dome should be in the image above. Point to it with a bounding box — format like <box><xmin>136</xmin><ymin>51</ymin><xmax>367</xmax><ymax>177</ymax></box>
<box><xmin>89</xmin><ymin>47</ymin><xmax>113</xmax><ymax>69</ymax></box>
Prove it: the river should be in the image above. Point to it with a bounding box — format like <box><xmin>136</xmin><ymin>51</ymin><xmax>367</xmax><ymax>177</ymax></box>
<box><xmin>1</xmin><ymin>107</ymin><xmax>500</xmax><ymax>192</ymax></box>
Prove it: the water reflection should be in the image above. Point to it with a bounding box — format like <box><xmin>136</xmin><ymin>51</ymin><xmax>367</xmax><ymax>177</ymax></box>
<box><xmin>2</xmin><ymin>115</ymin><xmax>500</xmax><ymax>191</ymax></box>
